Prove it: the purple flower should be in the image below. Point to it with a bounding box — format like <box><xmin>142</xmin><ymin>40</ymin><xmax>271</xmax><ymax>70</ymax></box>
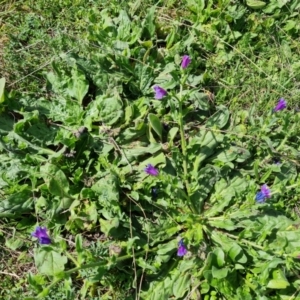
<box><xmin>31</xmin><ymin>226</ymin><xmax>51</xmax><ymax>245</ymax></box>
<box><xmin>144</xmin><ymin>164</ymin><xmax>159</xmax><ymax>176</ymax></box>
<box><xmin>274</xmin><ymin>98</ymin><xmax>287</xmax><ymax>112</ymax></box>
<box><xmin>255</xmin><ymin>184</ymin><xmax>271</xmax><ymax>203</ymax></box>
<box><xmin>181</xmin><ymin>55</ymin><xmax>191</xmax><ymax>69</ymax></box>
<box><xmin>153</xmin><ymin>85</ymin><xmax>167</xmax><ymax>99</ymax></box>
<box><xmin>177</xmin><ymin>239</ymin><xmax>187</xmax><ymax>257</ymax></box>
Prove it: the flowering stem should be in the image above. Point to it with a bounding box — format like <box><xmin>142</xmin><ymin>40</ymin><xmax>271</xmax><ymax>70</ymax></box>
<box><xmin>178</xmin><ymin>83</ymin><xmax>197</xmax><ymax>213</ymax></box>
<box><xmin>178</xmin><ymin>101</ymin><xmax>188</xmax><ymax>178</ymax></box>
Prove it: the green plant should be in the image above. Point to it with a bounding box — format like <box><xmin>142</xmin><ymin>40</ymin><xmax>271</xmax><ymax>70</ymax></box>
<box><xmin>1</xmin><ymin>1</ymin><xmax>300</xmax><ymax>299</ymax></box>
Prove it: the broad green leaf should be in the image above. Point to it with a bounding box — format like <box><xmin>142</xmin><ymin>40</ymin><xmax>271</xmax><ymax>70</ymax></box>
<box><xmin>148</xmin><ymin>113</ymin><xmax>163</xmax><ymax>140</ymax></box>
<box><xmin>277</xmin><ymin>0</ymin><xmax>289</xmax><ymax>8</ymax></box>
<box><xmin>167</xmin><ymin>127</ymin><xmax>179</xmax><ymax>145</ymax></box>
<box><xmin>47</xmin><ymin>97</ymin><xmax>84</xmax><ymax>126</ymax></box>
<box><xmin>139</xmin><ymin>65</ymin><xmax>154</xmax><ymax>93</ymax></box>
<box><xmin>28</xmin><ymin>273</ymin><xmax>45</xmax><ymax>290</ymax></box>
<box><xmin>206</xmin><ymin>106</ymin><xmax>230</xmax><ymax>129</ymax></box>
<box><xmin>205</xmin><ymin>175</ymin><xmax>248</xmax><ymax>217</ymax></box>
<box><xmin>67</xmin><ymin>68</ymin><xmax>89</xmax><ymax>104</ymax></box>
<box><xmin>200</xmin><ymin>281</ymin><xmax>210</xmax><ymax>294</ymax></box>
<box><xmin>203</xmin><ymin>270</ymin><xmax>212</xmax><ymax>281</ymax></box>
<box><xmin>228</xmin><ymin>244</ymin><xmax>247</xmax><ymax>264</ymax></box>
<box><xmin>0</xmin><ymin>113</ymin><xmax>14</xmax><ymax>134</ymax></box>
<box><xmin>186</xmin><ymin>75</ymin><xmax>204</xmax><ymax>87</ymax></box>
<box><xmin>259</xmin><ymin>259</ymin><xmax>285</xmax><ymax>284</ymax></box>
<box><xmin>99</xmin><ymin>218</ymin><xmax>120</xmax><ymax>236</ymax></box>
<box><xmin>200</xmin><ymin>252</ymin><xmax>214</xmax><ymax>275</ymax></box>
<box><xmin>190</xmin><ymin>165</ymin><xmax>219</xmax><ymax>213</ymax></box>
<box><xmin>55</xmin><ymin>197</ymin><xmax>73</xmax><ymax>214</ymax></box>
<box><xmin>5</xmin><ymin>236</ymin><xmax>24</xmax><ymax>250</ymax></box>
<box><xmin>270</xmin><ymin>269</ymin><xmax>290</xmax><ymax>289</ymax></box>
<box><xmin>172</xmin><ymin>272</ymin><xmax>190</xmax><ymax>298</ymax></box>
<box><xmin>211</xmin><ymin>266</ymin><xmax>229</xmax><ymax>279</ymax></box>
<box><xmin>246</xmin><ymin>0</ymin><xmax>266</xmax><ymax>9</ymax></box>
<box><xmin>125</xmin><ymin>105</ymin><xmax>134</xmax><ymax>124</ymax></box>
<box><xmin>37</xmin><ymin>288</ymin><xmax>50</xmax><ymax>298</ymax></box>
<box><xmin>267</xmin><ymin>279</ymin><xmax>289</xmax><ymax>289</ymax></box>
<box><xmin>34</xmin><ymin>248</ymin><xmax>68</xmax><ymax>276</ymax></box>
<box><xmin>209</xmin><ymin>219</ymin><xmax>236</xmax><ymax>231</ymax></box>
<box><xmin>145</xmin><ymin>278</ymin><xmax>171</xmax><ymax>300</ymax></box>
<box><xmin>157</xmin><ymin>240</ymin><xmax>177</xmax><ymax>255</ymax></box>
<box><xmin>284</xmin><ymin>20</ymin><xmax>296</xmax><ymax>32</ymax></box>
<box><xmin>155</xmin><ymin>63</ymin><xmax>177</xmax><ymax>89</ymax></box>
<box><xmin>178</xmin><ymin>259</ymin><xmax>196</xmax><ymax>273</ymax></box>
<box><xmin>274</xmin><ymin>230</ymin><xmax>300</xmax><ymax>252</ymax></box>
<box><xmin>166</xmin><ymin>28</ymin><xmax>177</xmax><ymax>49</ymax></box>
<box><xmin>232</xmin><ymin>147</ymin><xmax>250</xmax><ymax>163</ymax></box>
<box><xmin>0</xmin><ymin>190</ymin><xmax>33</xmax><ymax>215</ymax></box>
<box><xmin>46</xmin><ymin>64</ymin><xmax>89</xmax><ymax>105</ymax></box>
<box><xmin>117</xmin><ymin>10</ymin><xmax>131</xmax><ymax>40</ymax></box>
<box><xmin>140</xmin><ymin>262</ymin><xmax>182</xmax><ymax>299</ymax></box>
<box><xmin>186</xmin><ymin>223</ymin><xmax>203</xmax><ymax>244</ymax></box>
<box><xmin>190</xmin><ymin>131</ymin><xmax>224</xmax><ymax>173</ymax></box>
<box><xmin>0</xmin><ymin>77</ymin><xmax>5</xmax><ymax>103</ymax></box>
<box><xmin>48</xmin><ymin>169</ymin><xmax>70</xmax><ymax>197</ymax></box>
<box><xmin>91</xmin><ymin>175</ymin><xmax>119</xmax><ymax>202</ymax></box>
<box><xmin>75</xmin><ymin>234</ymin><xmax>83</xmax><ymax>254</ymax></box>
<box><xmin>87</xmin><ymin>95</ymin><xmax>123</xmax><ymax>126</ymax></box>
<box><xmin>142</xmin><ymin>6</ymin><xmax>156</xmax><ymax>38</ymax></box>
<box><xmin>213</xmin><ymin>248</ymin><xmax>225</xmax><ymax>267</ymax></box>
<box><xmin>190</xmin><ymin>91</ymin><xmax>210</xmax><ymax>110</ymax></box>
<box><xmin>210</xmin><ymin>147</ymin><xmax>237</xmax><ymax>163</ymax></box>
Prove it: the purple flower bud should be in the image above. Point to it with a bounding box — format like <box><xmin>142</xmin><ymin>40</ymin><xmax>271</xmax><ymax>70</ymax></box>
<box><xmin>153</xmin><ymin>85</ymin><xmax>167</xmax><ymax>100</ymax></box>
<box><xmin>177</xmin><ymin>239</ymin><xmax>187</xmax><ymax>257</ymax></box>
<box><xmin>144</xmin><ymin>164</ymin><xmax>159</xmax><ymax>176</ymax></box>
<box><xmin>274</xmin><ymin>98</ymin><xmax>287</xmax><ymax>112</ymax></box>
<box><xmin>261</xmin><ymin>184</ymin><xmax>271</xmax><ymax>198</ymax></box>
<box><xmin>255</xmin><ymin>184</ymin><xmax>271</xmax><ymax>203</ymax></box>
<box><xmin>31</xmin><ymin>226</ymin><xmax>51</xmax><ymax>245</ymax></box>
<box><xmin>181</xmin><ymin>55</ymin><xmax>191</xmax><ymax>69</ymax></box>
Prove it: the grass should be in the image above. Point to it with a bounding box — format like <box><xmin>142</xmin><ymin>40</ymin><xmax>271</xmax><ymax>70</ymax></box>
<box><xmin>1</xmin><ymin>0</ymin><xmax>300</xmax><ymax>299</ymax></box>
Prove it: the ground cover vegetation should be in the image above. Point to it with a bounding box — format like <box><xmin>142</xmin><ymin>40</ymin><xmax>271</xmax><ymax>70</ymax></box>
<box><xmin>1</xmin><ymin>0</ymin><xmax>300</xmax><ymax>299</ymax></box>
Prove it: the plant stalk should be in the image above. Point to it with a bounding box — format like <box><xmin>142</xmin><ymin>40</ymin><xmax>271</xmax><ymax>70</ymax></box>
<box><xmin>178</xmin><ymin>83</ymin><xmax>197</xmax><ymax>213</ymax></box>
